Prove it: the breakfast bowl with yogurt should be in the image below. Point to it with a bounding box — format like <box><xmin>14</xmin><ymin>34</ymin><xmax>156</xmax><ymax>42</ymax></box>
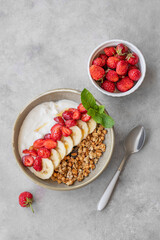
<box><xmin>12</xmin><ymin>89</ymin><xmax>115</xmax><ymax>190</ymax></box>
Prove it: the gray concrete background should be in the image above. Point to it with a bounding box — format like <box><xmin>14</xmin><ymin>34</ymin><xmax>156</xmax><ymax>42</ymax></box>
<box><xmin>1</xmin><ymin>0</ymin><xmax>160</xmax><ymax>239</ymax></box>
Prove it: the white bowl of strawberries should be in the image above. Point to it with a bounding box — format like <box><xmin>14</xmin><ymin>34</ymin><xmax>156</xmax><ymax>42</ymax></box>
<box><xmin>88</xmin><ymin>39</ymin><xmax>146</xmax><ymax>97</ymax></box>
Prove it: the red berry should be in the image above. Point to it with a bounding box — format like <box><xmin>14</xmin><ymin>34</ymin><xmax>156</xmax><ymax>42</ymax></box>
<box><xmin>101</xmin><ymin>80</ymin><xmax>115</xmax><ymax>93</ymax></box>
<box><xmin>44</xmin><ymin>133</ymin><xmax>51</xmax><ymax>139</ymax></box>
<box><xmin>51</xmin><ymin>128</ymin><xmax>62</xmax><ymax>141</ymax></box>
<box><xmin>72</xmin><ymin>109</ymin><xmax>81</xmax><ymax>120</ymax></box>
<box><xmin>65</xmin><ymin>119</ymin><xmax>77</xmax><ymax>128</ymax></box>
<box><xmin>107</xmin><ymin>57</ymin><xmax>119</xmax><ymax>69</ymax></box>
<box><xmin>68</xmin><ymin>108</ymin><xmax>77</xmax><ymax>113</ymax></box>
<box><xmin>116</xmin><ymin>44</ymin><xmax>128</xmax><ymax>55</ymax></box>
<box><xmin>116</xmin><ymin>77</ymin><xmax>134</xmax><ymax>92</ymax></box>
<box><xmin>37</xmin><ymin>148</ymin><xmax>51</xmax><ymax>158</ymax></box>
<box><xmin>128</xmin><ymin>65</ymin><xmax>138</xmax><ymax>71</ymax></box>
<box><xmin>19</xmin><ymin>192</ymin><xmax>34</xmax><ymax>213</ymax></box>
<box><xmin>23</xmin><ymin>149</ymin><xmax>37</xmax><ymax>157</ymax></box>
<box><xmin>126</xmin><ymin>52</ymin><xmax>139</xmax><ymax>65</ymax></box>
<box><xmin>50</xmin><ymin>123</ymin><xmax>62</xmax><ymax>132</ymax></box>
<box><xmin>92</xmin><ymin>57</ymin><xmax>105</xmax><ymax>67</ymax></box>
<box><xmin>33</xmin><ymin>139</ymin><xmax>45</xmax><ymax>149</ymax></box>
<box><xmin>99</xmin><ymin>54</ymin><xmax>108</xmax><ymax>61</ymax></box>
<box><xmin>22</xmin><ymin>155</ymin><xmax>34</xmax><ymax>167</ymax></box>
<box><xmin>54</xmin><ymin>116</ymin><xmax>65</xmax><ymax>126</ymax></box>
<box><xmin>104</xmin><ymin>47</ymin><xmax>116</xmax><ymax>56</ymax></box>
<box><xmin>89</xmin><ymin>65</ymin><xmax>105</xmax><ymax>81</ymax></box>
<box><xmin>106</xmin><ymin>70</ymin><xmax>119</xmax><ymax>82</ymax></box>
<box><xmin>62</xmin><ymin>111</ymin><xmax>73</xmax><ymax>120</ymax></box>
<box><xmin>115</xmin><ymin>53</ymin><xmax>126</xmax><ymax>60</ymax></box>
<box><xmin>116</xmin><ymin>60</ymin><xmax>128</xmax><ymax>75</ymax></box>
<box><xmin>77</xmin><ymin>103</ymin><xmax>87</xmax><ymax>113</ymax></box>
<box><xmin>128</xmin><ymin>69</ymin><xmax>141</xmax><ymax>81</ymax></box>
<box><xmin>81</xmin><ymin>113</ymin><xmax>91</xmax><ymax>122</ymax></box>
<box><xmin>61</xmin><ymin>126</ymin><xmax>72</xmax><ymax>137</ymax></box>
<box><xmin>33</xmin><ymin>156</ymin><xmax>42</xmax><ymax>171</ymax></box>
<box><xmin>43</xmin><ymin>139</ymin><xmax>57</xmax><ymax>149</ymax></box>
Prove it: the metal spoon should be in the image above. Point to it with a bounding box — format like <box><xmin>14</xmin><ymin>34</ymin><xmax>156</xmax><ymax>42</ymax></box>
<box><xmin>97</xmin><ymin>126</ymin><xmax>146</xmax><ymax>211</ymax></box>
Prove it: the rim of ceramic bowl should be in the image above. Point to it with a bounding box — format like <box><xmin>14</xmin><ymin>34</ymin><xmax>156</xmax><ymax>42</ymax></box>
<box><xmin>88</xmin><ymin>39</ymin><xmax>146</xmax><ymax>97</ymax></box>
<box><xmin>12</xmin><ymin>88</ymin><xmax>115</xmax><ymax>191</ymax></box>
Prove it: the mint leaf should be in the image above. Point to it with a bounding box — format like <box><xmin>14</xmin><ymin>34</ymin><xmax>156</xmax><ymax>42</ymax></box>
<box><xmin>97</xmin><ymin>105</ymin><xmax>105</xmax><ymax>114</ymax></box>
<box><xmin>81</xmin><ymin>88</ymin><xmax>96</xmax><ymax>110</ymax></box>
<box><xmin>87</xmin><ymin>108</ymin><xmax>96</xmax><ymax>117</ymax></box>
<box><xmin>92</xmin><ymin>112</ymin><xmax>103</xmax><ymax>123</ymax></box>
<box><xmin>101</xmin><ymin>113</ymin><xmax>115</xmax><ymax>128</ymax></box>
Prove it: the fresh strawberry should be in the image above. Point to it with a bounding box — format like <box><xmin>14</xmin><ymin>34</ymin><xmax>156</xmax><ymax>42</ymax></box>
<box><xmin>33</xmin><ymin>156</ymin><xmax>42</xmax><ymax>171</ymax></box>
<box><xmin>61</xmin><ymin>126</ymin><xmax>72</xmax><ymax>137</ymax></box>
<box><xmin>62</xmin><ymin>111</ymin><xmax>73</xmax><ymax>120</ymax></box>
<box><xmin>106</xmin><ymin>70</ymin><xmax>119</xmax><ymax>82</ymax></box>
<box><xmin>99</xmin><ymin>53</ymin><xmax>108</xmax><ymax>61</ymax></box>
<box><xmin>115</xmin><ymin>53</ymin><xmax>126</xmax><ymax>60</ymax></box>
<box><xmin>33</xmin><ymin>139</ymin><xmax>45</xmax><ymax>149</ymax></box>
<box><xmin>92</xmin><ymin>57</ymin><xmax>105</xmax><ymax>67</ymax></box>
<box><xmin>44</xmin><ymin>133</ymin><xmax>51</xmax><ymax>139</ymax></box>
<box><xmin>128</xmin><ymin>69</ymin><xmax>141</xmax><ymax>81</ymax></box>
<box><xmin>65</xmin><ymin>119</ymin><xmax>77</xmax><ymax>128</ymax></box>
<box><xmin>77</xmin><ymin>103</ymin><xmax>87</xmax><ymax>113</ymax></box>
<box><xmin>22</xmin><ymin>155</ymin><xmax>34</xmax><ymax>167</ymax></box>
<box><xmin>107</xmin><ymin>57</ymin><xmax>119</xmax><ymax>69</ymax></box>
<box><xmin>101</xmin><ymin>80</ymin><xmax>115</xmax><ymax>92</ymax></box>
<box><xmin>72</xmin><ymin>109</ymin><xmax>81</xmax><ymax>120</ymax></box>
<box><xmin>126</xmin><ymin>52</ymin><xmax>139</xmax><ymax>65</ymax></box>
<box><xmin>50</xmin><ymin>123</ymin><xmax>62</xmax><ymax>132</ymax></box>
<box><xmin>43</xmin><ymin>139</ymin><xmax>57</xmax><ymax>149</ymax></box>
<box><xmin>89</xmin><ymin>65</ymin><xmax>105</xmax><ymax>81</ymax></box>
<box><xmin>116</xmin><ymin>44</ymin><xmax>128</xmax><ymax>55</ymax></box>
<box><xmin>54</xmin><ymin>116</ymin><xmax>65</xmax><ymax>126</ymax></box>
<box><xmin>116</xmin><ymin>77</ymin><xmax>134</xmax><ymax>92</ymax></box>
<box><xmin>37</xmin><ymin>148</ymin><xmax>51</xmax><ymax>158</ymax></box>
<box><xmin>104</xmin><ymin>47</ymin><xmax>116</xmax><ymax>56</ymax></box>
<box><xmin>81</xmin><ymin>113</ymin><xmax>91</xmax><ymax>122</ymax></box>
<box><xmin>116</xmin><ymin>60</ymin><xmax>128</xmax><ymax>75</ymax></box>
<box><xmin>68</xmin><ymin>108</ymin><xmax>77</xmax><ymax>113</ymax></box>
<box><xmin>128</xmin><ymin>65</ymin><xmax>138</xmax><ymax>71</ymax></box>
<box><xmin>23</xmin><ymin>149</ymin><xmax>37</xmax><ymax>157</ymax></box>
<box><xmin>19</xmin><ymin>192</ymin><xmax>34</xmax><ymax>213</ymax></box>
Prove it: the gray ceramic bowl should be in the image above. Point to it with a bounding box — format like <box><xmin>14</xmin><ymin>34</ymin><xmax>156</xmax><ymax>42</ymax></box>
<box><xmin>12</xmin><ymin>89</ymin><xmax>115</xmax><ymax>190</ymax></box>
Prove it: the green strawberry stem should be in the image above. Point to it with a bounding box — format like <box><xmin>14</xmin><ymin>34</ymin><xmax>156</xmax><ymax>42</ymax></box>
<box><xmin>29</xmin><ymin>202</ymin><xmax>34</xmax><ymax>213</ymax></box>
<box><xmin>26</xmin><ymin>197</ymin><xmax>34</xmax><ymax>213</ymax></box>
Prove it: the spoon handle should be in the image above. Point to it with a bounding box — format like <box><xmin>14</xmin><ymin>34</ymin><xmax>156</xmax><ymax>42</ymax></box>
<box><xmin>97</xmin><ymin>154</ymin><xmax>128</xmax><ymax>211</ymax></box>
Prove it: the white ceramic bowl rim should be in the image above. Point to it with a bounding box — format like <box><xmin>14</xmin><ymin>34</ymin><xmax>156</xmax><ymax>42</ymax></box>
<box><xmin>88</xmin><ymin>39</ymin><xmax>146</xmax><ymax>97</ymax></box>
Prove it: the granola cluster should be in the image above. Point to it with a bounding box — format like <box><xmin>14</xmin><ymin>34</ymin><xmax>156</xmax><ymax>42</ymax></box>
<box><xmin>51</xmin><ymin>124</ymin><xmax>107</xmax><ymax>186</ymax></box>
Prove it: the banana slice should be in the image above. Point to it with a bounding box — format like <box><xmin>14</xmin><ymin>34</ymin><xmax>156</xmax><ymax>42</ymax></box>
<box><xmin>70</xmin><ymin>126</ymin><xmax>82</xmax><ymax>146</ymax></box>
<box><xmin>55</xmin><ymin>141</ymin><xmax>66</xmax><ymax>160</ymax></box>
<box><xmin>61</xmin><ymin>136</ymin><xmax>73</xmax><ymax>155</ymax></box>
<box><xmin>87</xmin><ymin>118</ymin><xmax>97</xmax><ymax>134</ymax></box>
<box><xmin>50</xmin><ymin>149</ymin><xmax>61</xmax><ymax>169</ymax></box>
<box><xmin>29</xmin><ymin>158</ymin><xmax>54</xmax><ymax>179</ymax></box>
<box><xmin>77</xmin><ymin>120</ymin><xmax>89</xmax><ymax>139</ymax></box>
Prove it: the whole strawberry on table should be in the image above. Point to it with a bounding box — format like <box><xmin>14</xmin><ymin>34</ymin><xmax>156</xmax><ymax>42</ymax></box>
<box><xmin>90</xmin><ymin>43</ymin><xmax>141</xmax><ymax>93</ymax></box>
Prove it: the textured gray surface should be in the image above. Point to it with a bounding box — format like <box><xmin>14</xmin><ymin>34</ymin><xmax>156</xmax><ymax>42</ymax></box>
<box><xmin>1</xmin><ymin>0</ymin><xmax>160</xmax><ymax>239</ymax></box>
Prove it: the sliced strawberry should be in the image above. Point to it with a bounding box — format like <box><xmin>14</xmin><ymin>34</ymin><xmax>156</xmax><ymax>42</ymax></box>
<box><xmin>37</xmin><ymin>148</ymin><xmax>51</xmax><ymax>158</ymax></box>
<box><xmin>43</xmin><ymin>139</ymin><xmax>57</xmax><ymax>149</ymax></box>
<box><xmin>65</xmin><ymin>119</ymin><xmax>77</xmax><ymax>128</ymax></box>
<box><xmin>22</xmin><ymin>155</ymin><xmax>34</xmax><ymax>167</ymax></box>
<box><xmin>62</xmin><ymin>111</ymin><xmax>73</xmax><ymax>120</ymax></box>
<box><xmin>68</xmin><ymin>108</ymin><xmax>77</xmax><ymax>113</ymax></box>
<box><xmin>50</xmin><ymin>123</ymin><xmax>62</xmax><ymax>132</ymax></box>
<box><xmin>81</xmin><ymin>113</ymin><xmax>91</xmax><ymax>122</ymax></box>
<box><xmin>44</xmin><ymin>133</ymin><xmax>51</xmax><ymax>139</ymax></box>
<box><xmin>33</xmin><ymin>156</ymin><xmax>42</xmax><ymax>171</ymax></box>
<box><xmin>23</xmin><ymin>149</ymin><xmax>37</xmax><ymax>157</ymax></box>
<box><xmin>72</xmin><ymin>109</ymin><xmax>81</xmax><ymax>120</ymax></box>
<box><xmin>51</xmin><ymin>127</ymin><xmax>62</xmax><ymax>141</ymax></box>
<box><xmin>61</xmin><ymin>126</ymin><xmax>72</xmax><ymax>137</ymax></box>
<box><xmin>33</xmin><ymin>139</ymin><xmax>45</xmax><ymax>149</ymax></box>
<box><xmin>54</xmin><ymin>116</ymin><xmax>65</xmax><ymax>126</ymax></box>
<box><xmin>77</xmin><ymin>103</ymin><xmax>87</xmax><ymax>113</ymax></box>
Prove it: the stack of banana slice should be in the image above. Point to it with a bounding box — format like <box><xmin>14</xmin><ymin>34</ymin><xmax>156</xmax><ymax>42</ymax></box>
<box><xmin>30</xmin><ymin>119</ymin><xmax>97</xmax><ymax>179</ymax></box>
